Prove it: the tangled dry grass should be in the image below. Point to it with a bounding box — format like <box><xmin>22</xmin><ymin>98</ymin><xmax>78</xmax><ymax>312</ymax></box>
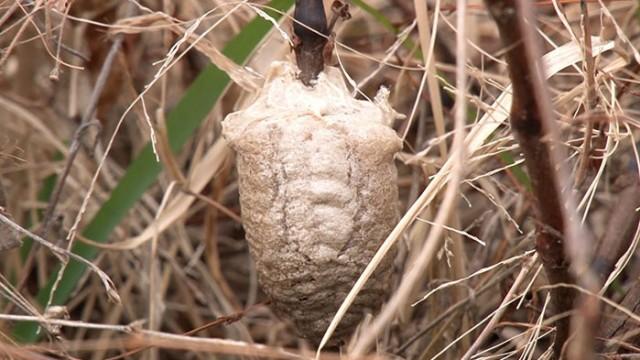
<box><xmin>1</xmin><ymin>0</ymin><xmax>640</xmax><ymax>359</ymax></box>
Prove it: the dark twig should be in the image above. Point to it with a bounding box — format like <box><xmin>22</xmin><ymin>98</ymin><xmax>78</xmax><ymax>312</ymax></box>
<box><xmin>40</xmin><ymin>14</ymin><xmax>129</xmax><ymax>237</ymax></box>
<box><xmin>293</xmin><ymin>0</ymin><xmax>329</xmax><ymax>85</ymax></box>
<box><xmin>292</xmin><ymin>0</ymin><xmax>349</xmax><ymax>86</ymax></box>
<box><xmin>51</xmin><ymin>37</ymin><xmax>90</xmax><ymax>63</ymax></box>
<box><xmin>483</xmin><ymin>1</ymin><xmax>596</xmax><ymax>357</ymax></box>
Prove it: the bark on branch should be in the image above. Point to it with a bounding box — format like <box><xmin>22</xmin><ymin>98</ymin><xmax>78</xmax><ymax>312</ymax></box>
<box><xmin>483</xmin><ymin>0</ymin><xmax>577</xmax><ymax>357</ymax></box>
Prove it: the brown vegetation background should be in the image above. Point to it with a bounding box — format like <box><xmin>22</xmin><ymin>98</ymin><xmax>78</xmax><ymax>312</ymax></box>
<box><xmin>1</xmin><ymin>0</ymin><xmax>640</xmax><ymax>359</ymax></box>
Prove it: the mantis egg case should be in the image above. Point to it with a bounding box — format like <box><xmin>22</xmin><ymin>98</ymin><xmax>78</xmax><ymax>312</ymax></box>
<box><xmin>222</xmin><ymin>62</ymin><xmax>401</xmax><ymax>343</ymax></box>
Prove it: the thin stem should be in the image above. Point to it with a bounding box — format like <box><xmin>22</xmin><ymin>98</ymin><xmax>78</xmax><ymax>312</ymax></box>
<box><xmin>575</xmin><ymin>0</ymin><xmax>598</xmax><ymax>185</ymax></box>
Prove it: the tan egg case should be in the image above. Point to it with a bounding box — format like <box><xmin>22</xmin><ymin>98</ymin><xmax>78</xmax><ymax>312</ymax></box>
<box><xmin>223</xmin><ymin>62</ymin><xmax>401</xmax><ymax>343</ymax></box>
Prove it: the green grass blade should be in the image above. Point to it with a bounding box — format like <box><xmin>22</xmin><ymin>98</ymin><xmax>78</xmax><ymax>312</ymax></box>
<box><xmin>499</xmin><ymin>151</ymin><xmax>532</xmax><ymax>192</ymax></box>
<box><xmin>351</xmin><ymin>0</ymin><xmax>397</xmax><ymax>33</ymax></box>
<box><xmin>12</xmin><ymin>0</ymin><xmax>293</xmax><ymax>342</ymax></box>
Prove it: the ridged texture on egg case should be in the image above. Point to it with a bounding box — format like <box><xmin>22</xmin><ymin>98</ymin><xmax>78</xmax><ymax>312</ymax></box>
<box><xmin>223</xmin><ymin>62</ymin><xmax>402</xmax><ymax>343</ymax></box>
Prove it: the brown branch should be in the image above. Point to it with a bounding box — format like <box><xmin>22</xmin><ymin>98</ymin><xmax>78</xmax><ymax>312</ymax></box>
<box><xmin>483</xmin><ymin>1</ymin><xmax>578</xmax><ymax>357</ymax></box>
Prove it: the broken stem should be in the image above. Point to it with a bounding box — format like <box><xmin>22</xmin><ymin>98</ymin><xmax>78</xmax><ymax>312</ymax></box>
<box><xmin>293</xmin><ymin>0</ymin><xmax>330</xmax><ymax>85</ymax></box>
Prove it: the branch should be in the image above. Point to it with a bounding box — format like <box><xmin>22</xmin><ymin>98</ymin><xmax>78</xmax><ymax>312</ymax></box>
<box><xmin>483</xmin><ymin>0</ymin><xmax>578</xmax><ymax>357</ymax></box>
